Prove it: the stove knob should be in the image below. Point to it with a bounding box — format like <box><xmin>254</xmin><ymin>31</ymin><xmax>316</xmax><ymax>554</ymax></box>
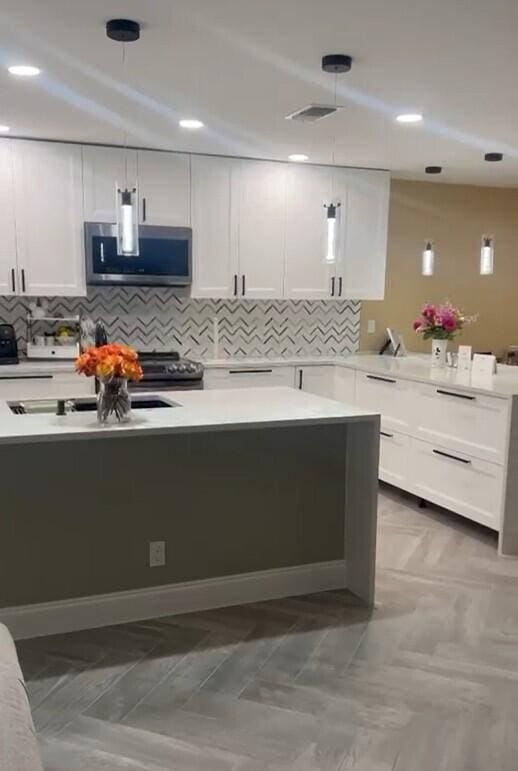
<box><xmin>188</xmin><ymin>363</ymin><xmax>197</xmax><ymax>372</ymax></box>
<box><xmin>169</xmin><ymin>364</ymin><xmax>178</xmax><ymax>373</ymax></box>
<box><xmin>179</xmin><ymin>364</ymin><xmax>186</xmax><ymax>373</ymax></box>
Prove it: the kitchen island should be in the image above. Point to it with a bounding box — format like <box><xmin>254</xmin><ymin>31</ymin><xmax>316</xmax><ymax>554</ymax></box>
<box><xmin>0</xmin><ymin>387</ymin><xmax>379</xmax><ymax>640</ymax></box>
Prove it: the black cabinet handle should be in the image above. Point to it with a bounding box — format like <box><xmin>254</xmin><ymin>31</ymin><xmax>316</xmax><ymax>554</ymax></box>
<box><xmin>380</xmin><ymin>431</ymin><xmax>393</xmax><ymax>438</ymax></box>
<box><xmin>433</xmin><ymin>449</ymin><xmax>471</xmax><ymax>465</ymax></box>
<box><xmin>21</xmin><ymin>269</ymin><xmax>26</xmax><ymax>293</ymax></box>
<box><xmin>298</xmin><ymin>369</ymin><xmax>303</xmax><ymax>389</ymax></box>
<box><xmin>331</xmin><ymin>277</ymin><xmax>335</xmax><ymax>297</ymax></box>
<box><xmin>436</xmin><ymin>389</ymin><xmax>476</xmax><ymax>401</ymax></box>
<box><xmin>338</xmin><ymin>276</ymin><xmax>343</xmax><ymax>297</ymax></box>
<box><xmin>10</xmin><ymin>268</ymin><xmax>15</xmax><ymax>292</ymax></box>
<box><xmin>233</xmin><ymin>274</ymin><xmax>238</xmax><ymax>296</ymax></box>
<box><xmin>242</xmin><ymin>275</ymin><xmax>246</xmax><ymax>296</ymax></box>
<box><xmin>366</xmin><ymin>374</ymin><xmax>397</xmax><ymax>384</ymax></box>
<box><xmin>0</xmin><ymin>375</ymin><xmax>53</xmax><ymax>381</ymax></box>
<box><xmin>229</xmin><ymin>369</ymin><xmax>273</xmax><ymax>375</ymax></box>
<box><xmin>142</xmin><ymin>197</ymin><xmax>147</xmax><ymax>222</ymax></box>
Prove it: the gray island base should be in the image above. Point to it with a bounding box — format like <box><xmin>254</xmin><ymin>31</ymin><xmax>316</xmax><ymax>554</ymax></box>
<box><xmin>0</xmin><ymin>388</ymin><xmax>380</xmax><ymax>639</ymax></box>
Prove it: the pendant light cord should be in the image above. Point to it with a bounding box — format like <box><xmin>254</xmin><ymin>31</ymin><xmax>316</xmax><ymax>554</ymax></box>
<box><xmin>122</xmin><ymin>42</ymin><xmax>128</xmax><ymax>187</ymax></box>
<box><xmin>331</xmin><ymin>72</ymin><xmax>337</xmax><ymax>199</ymax></box>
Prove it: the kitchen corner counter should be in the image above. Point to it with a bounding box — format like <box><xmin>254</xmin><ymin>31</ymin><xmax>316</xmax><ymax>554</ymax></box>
<box><xmin>0</xmin><ymin>387</ymin><xmax>378</xmax><ymax>446</ymax></box>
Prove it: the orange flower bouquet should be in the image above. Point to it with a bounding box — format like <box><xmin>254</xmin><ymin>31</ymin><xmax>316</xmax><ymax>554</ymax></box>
<box><xmin>76</xmin><ymin>344</ymin><xmax>143</xmax><ymax>423</ymax></box>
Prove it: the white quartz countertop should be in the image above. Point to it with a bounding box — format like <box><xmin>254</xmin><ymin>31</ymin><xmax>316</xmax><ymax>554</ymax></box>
<box><xmin>0</xmin><ymin>387</ymin><xmax>378</xmax><ymax>445</ymax></box>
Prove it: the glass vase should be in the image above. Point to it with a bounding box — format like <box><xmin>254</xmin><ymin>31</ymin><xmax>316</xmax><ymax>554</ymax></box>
<box><xmin>97</xmin><ymin>377</ymin><xmax>132</xmax><ymax>424</ymax></box>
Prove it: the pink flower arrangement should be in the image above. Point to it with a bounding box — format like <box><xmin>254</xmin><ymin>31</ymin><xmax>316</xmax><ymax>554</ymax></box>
<box><xmin>413</xmin><ymin>302</ymin><xmax>470</xmax><ymax>340</ymax></box>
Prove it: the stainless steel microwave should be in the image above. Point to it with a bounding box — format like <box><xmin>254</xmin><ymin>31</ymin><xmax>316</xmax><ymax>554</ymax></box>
<box><xmin>84</xmin><ymin>222</ymin><xmax>192</xmax><ymax>287</ymax></box>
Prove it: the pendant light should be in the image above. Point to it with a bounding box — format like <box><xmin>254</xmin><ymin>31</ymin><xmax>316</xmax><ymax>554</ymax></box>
<box><xmin>422</xmin><ymin>241</ymin><xmax>434</xmax><ymax>276</ymax></box>
<box><xmin>480</xmin><ymin>235</ymin><xmax>494</xmax><ymax>275</ymax></box>
<box><xmin>324</xmin><ymin>202</ymin><xmax>341</xmax><ymax>263</ymax></box>
<box><xmin>321</xmin><ymin>55</ymin><xmax>351</xmax><ymax>266</ymax></box>
<box><xmin>107</xmin><ymin>19</ymin><xmax>141</xmax><ymax>257</ymax></box>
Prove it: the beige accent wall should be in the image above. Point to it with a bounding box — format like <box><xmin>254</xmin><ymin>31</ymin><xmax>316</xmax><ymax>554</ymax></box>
<box><xmin>361</xmin><ymin>179</ymin><xmax>518</xmax><ymax>359</ymax></box>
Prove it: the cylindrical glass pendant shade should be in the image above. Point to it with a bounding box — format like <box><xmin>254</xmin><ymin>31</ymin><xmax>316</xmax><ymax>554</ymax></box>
<box><xmin>325</xmin><ymin>202</ymin><xmax>340</xmax><ymax>264</ymax></box>
<box><xmin>116</xmin><ymin>184</ymin><xmax>139</xmax><ymax>256</ymax></box>
<box><xmin>422</xmin><ymin>241</ymin><xmax>434</xmax><ymax>276</ymax></box>
<box><xmin>480</xmin><ymin>236</ymin><xmax>494</xmax><ymax>275</ymax></box>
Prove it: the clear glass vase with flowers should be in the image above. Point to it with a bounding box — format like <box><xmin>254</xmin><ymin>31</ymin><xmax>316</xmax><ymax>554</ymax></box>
<box><xmin>75</xmin><ymin>344</ymin><xmax>143</xmax><ymax>423</ymax></box>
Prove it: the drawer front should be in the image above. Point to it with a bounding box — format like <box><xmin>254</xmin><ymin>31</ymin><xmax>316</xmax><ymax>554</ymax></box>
<box><xmin>415</xmin><ymin>383</ymin><xmax>509</xmax><ymax>464</ymax></box>
<box><xmin>411</xmin><ymin>438</ymin><xmax>502</xmax><ymax>531</ymax></box>
<box><xmin>379</xmin><ymin>430</ymin><xmax>410</xmax><ymax>488</ymax></box>
<box><xmin>355</xmin><ymin>371</ymin><xmax>413</xmax><ymax>433</ymax></box>
<box><xmin>204</xmin><ymin>366</ymin><xmax>295</xmax><ymax>390</ymax></box>
<box><xmin>0</xmin><ymin>373</ymin><xmax>95</xmax><ymax>400</ymax></box>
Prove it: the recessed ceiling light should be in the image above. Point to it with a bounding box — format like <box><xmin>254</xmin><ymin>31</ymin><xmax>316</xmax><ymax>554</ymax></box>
<box><xmin>0</xmin><ymin>125</ymin><xmax>10</xmax><ymax>133</ymax></box>
<box><xmin>179</xmin><ymin>119</ymin><xmax>204</xmax><ymax>129</ymax></box>
<box><xmin>8</xmin><ymin>65</ymin><xmax>41</xmax><ymax>77</ymax></box>
<box><xmin>396</xmin><ymin>113</ymin><xmax>423</xmax><ymax>124</ymax></box>
<box><xmin>288</xmin><ymin>154</ymin><xmax>309</xmax><ymax>162</ymax></box>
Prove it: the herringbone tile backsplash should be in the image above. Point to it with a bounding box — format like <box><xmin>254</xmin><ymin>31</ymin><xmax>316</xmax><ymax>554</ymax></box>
<box><xmin>0</xmin><ymin>289</ymin><xmax>360</xmax><ymax>359</ymax></box>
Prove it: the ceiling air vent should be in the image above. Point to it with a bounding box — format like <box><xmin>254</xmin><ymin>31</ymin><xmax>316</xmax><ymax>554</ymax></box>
<box><xmin>285</xmin><ymin>104</ymin><xmax>341</xmax><ymax>122</ymax></box>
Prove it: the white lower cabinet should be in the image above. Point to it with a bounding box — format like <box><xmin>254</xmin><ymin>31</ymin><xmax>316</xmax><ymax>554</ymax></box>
<box><xmin>204</xmin><ymin>366</ymin><xmax>295</xmax><ymax>390</ymax></box>
<box><xmin>355</xmin><ymin>370</ymin><xmax>413</xmax><ymax>433</ymax></box>
<box><xmin>296</xmin><ymin>366</ymin><xmax>335</xmax><ymax>398</ymax></box>
<box><xmin>411</xmin><ymin>438</ymin><xmax>502</xmax><ymax>531</ymax></box>
<box><xmin>379</xmin><ymin>430</ymin><xmax>410</xmax><ymax>488</ymax></box>
<box><xmin>414</xmin><ymin>382</ymin><xmax>508</xmax><ymax>465</ymax></box>
<box><xmin>333</xmin><ymin>366</ymin><xmax>356</xmax><ymax>404</ymax></box>
<box><xmin>0</xmin><ymin>372</ymin><xmax>94</xmax><ymax>401</ymax></box>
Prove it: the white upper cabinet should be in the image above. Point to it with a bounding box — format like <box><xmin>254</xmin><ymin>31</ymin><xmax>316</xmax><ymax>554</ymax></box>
<box><xmin>12</xmin><ymin>141</ymin><xmax>85</xmax><ymax>296</ymax></box>
<box><xmin>82</xmin><ymin>145</ymin><xmax>138</xmax><ymax>222</ymax></box>
<box><xmin>190</xmin><ymin>155</ymin><xmax>239</xmax><ymax>298</ymax></box>
<box><xmin>0</xmin><ymin>141</ymin><xmax>17</xmax><ymax>295</ymax></box>
<box><xmin>341</xmin><ymin>169</ymin><xmax>390</xmax><ymax>300</ymax></box>
<box><xmin>137</xmin><ymin>150</ymin><xmax>190</xmax><ymax>226</ymax></box>
<box><xmin>284</xmin><ymin>165</ymin><xmax>335</xmax><ymax>300</ymax></box>
<box><xmin>237</xmin><ymin>161</ymin><xmax>286</xmax><ymax>299</ymax></box>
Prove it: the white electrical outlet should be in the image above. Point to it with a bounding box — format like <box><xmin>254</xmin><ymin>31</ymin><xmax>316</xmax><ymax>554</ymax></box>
<box><xmin>367</xmin><ymin>319</ymin><xmax>376</xmax><ymax>334</ymax></box>
<box><xmin>149</xmin><ymin>541</ymin><xmax>166</xmax><ymax>568</ymax></box>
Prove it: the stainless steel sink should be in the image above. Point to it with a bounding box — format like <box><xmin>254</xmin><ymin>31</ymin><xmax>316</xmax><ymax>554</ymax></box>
<box><xmin>9</xmin><ymin>395</ymin><xmax>178</xmax><ymax>415</ymax></box>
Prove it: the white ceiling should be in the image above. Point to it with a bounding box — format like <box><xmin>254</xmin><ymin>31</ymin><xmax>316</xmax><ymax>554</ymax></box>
<box><xmin>1</xmin><ymin>0</ymin><xmax>518</xmax><ymax>186</ymax></box>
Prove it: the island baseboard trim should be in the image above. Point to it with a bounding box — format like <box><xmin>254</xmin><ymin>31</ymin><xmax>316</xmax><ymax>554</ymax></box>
<box><xmin>2</xmin><ymin>559</ymin><xmax>347</xmax><ymax>640</ymax></box>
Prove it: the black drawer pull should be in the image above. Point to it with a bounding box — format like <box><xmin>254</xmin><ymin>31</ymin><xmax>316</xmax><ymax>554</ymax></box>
<box><xmin>433</xmin><ymin>449</ymin><xmax>471</xmax><ymax>465</ymax></box>
<box><xmin>338</xmin><ymin>276</ymin><xmax>343</xmax><ymax>297</ymax></box>
<box><xmin>242</xmin><ymin>274</ymin><xmax>246</xmax><ymax>296</ymax></box>
<box><xmin>298</xmin><ymin>369</ymin><xmax>303</xmax><ymax>389</ymax></box>
<box><xmin>10</xmin><ymin>268</ymin><xmax>15</xmax><ymax>292</ymax></box>
<box><xmin>0</xmin><ymin>375</ymin><xmax>53</xmax><ymax>381</ymax></box>
<box><xmin>380</xmin><ymin>431</ymin><xmax>394</xmax><ymax>438</ymax></box>
<box><xmin>142</xmin><ymin>197</ymin><xmax>147</xmax><ymax>222</ymax></box>
<box><xmin>330</xmin><ymin>277</ymin><xmax>335</xmax><ymax>297</ymax></box>
<box><xmin>436</xmin><ymin>389</ymin><xmax>475</xmax><ymax>401</ymax></box>
<box><xmin>21</xmin><ymin>268</ymin><xmax>26</xmax><ymax>293</ymax></box>
<box><xmin>233</xmin><ymin>274</ymin><xmax>238</xmax><ymax>296</ymax></box>
<box><xmin>229</xmin><ymin>369</ymin><xmax>273</xmax><ymax>375</ymax></box>
<box><xmin>366</xmin><ymin>375</ymin><xmax>397</xmax><ymax>384</ymax></box>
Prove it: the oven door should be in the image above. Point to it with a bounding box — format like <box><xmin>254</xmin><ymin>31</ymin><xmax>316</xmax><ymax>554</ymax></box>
<box><xmin>85</xmin><ymin>223</ymin><xmax>192</xmax><ymax>287</ymax></box>
<box><xmin>129</xmin><ymin>378</ymin><xmax>204</xmax><ymax>392</ymax></box>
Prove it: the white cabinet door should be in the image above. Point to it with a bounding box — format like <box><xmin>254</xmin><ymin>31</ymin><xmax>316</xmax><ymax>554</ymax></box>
<box><xmin>341</xmin><ymin>170</ymin><xmax>390</xmax><ymax>300</ymax></box>
<box><xmin>0</xmin><ymin>140</ymin><xmax>18</xmax><ymax>295</ymax></box>
<box><xmin>12</xmin><ymin>141</ymin><xmax>85</xmax><ymax>296</ymax></box>
<box><xmin>0</xmin><ymin>372</ymin><xmax>95</xmax><ymax>400</ymax></box>
<box><xmin>297</xmin><ymin>366</ymin><xmax>335</xmax><ymax>398</ymax></box>
<box><xmin>237</xmin><ymin>161</ymin><xmax>286</xmax><ymax>299</ymax></box>
<box><xmin>137</xmin><ymin>150</ymin><xmax>190</xmax><ymax>226</ymax></box>
<box><xmin>411</xmin><ymin>437</ymin><xmax>502</xmax><ymax>531</ymax></box>
<box><xmin>190</xmin><ymin>155</ymin><xmax>239</xmax><ymax>298</ymax></box>
<box><xmin>333</xmin><ymin>366</ymin><xmax>356</xmax><ymax>404</ymax></box>
<box><xmin>414</xmin><ymin>382</ymin><xmax>509</xmax><ymax>465</ymax></box>
<box><xmin>204</xmin><ymin>366</ymin><xmax>295</xmax><ymax>390</ymax></box>
<box><xmin>355</xmin><ymin>370</ymin><xmax>413</xmax><ymax>433</ymax></box>
<box><xmin>83</xmin><ymin>145</ymin><xmax>138</xmax><ymax>222</ymax></box>
<box><xmin>284</xmin><ymin>165</ymin><xmax>335</xmax><ymax>300</ymax></box>
<box><xmin>379</xmin><ymin>430</ymin><xmax>410</xmax><ymax>488</ymax></box>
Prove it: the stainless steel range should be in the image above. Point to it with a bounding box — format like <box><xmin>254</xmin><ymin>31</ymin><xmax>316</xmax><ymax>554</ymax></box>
<box><xmin>130</xmin><ymin>351</ymin><xmax>204</xmax><ymax>392</ymax></box>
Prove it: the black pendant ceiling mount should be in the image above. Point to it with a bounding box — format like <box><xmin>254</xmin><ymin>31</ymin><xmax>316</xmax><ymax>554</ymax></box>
<box><xmin>425</xmin><ymin>166</ymin><xmax>442</xmax><ymax>174</ymax></box>
<box><xmin>322</xmin><ymin>54</ymin><xmax>353</xmax><ymax>74</ymax></box>
<box><xmin>106</xmin><ymin>19</ymin><xmax>141</xmax><ymax>43</ymax></box>
<box><xmin>484</xmin><ymin>152</ymin><xmax>503</xmax><ymax>162</ymax></box>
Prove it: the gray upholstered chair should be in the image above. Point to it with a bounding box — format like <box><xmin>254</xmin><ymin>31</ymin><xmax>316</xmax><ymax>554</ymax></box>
<box><xmin>0</xmin><ymin>624</ymin><xmax>43</xmax><ymax>771</ymax></box>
